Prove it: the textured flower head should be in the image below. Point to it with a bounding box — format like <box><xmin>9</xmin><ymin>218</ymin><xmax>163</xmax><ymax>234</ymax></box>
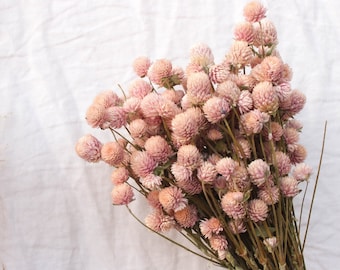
<box><xmin>101</xmin><ymin>141</ymin><xmax>125</xmax><ymax>166</ymax></box>
<box><xmin>186</xmin><ymin>72</ymin><xmax>212</xmax><ymax>104</ymax></box>
<box><xmin>147</xmin><ymin>58</ymin><xmax>172</xmax><ymax>85</ymax></box>
<box><xmin>144</xmin><ymin>135</ymin><xmax>173</xmax><ymax>163</ymax></box>
<box><xmin>279</xmin><ymin>176</ymin><xmax>300</xmax><ymax>197</ymax></box>
<box><xmin>199</xmin><ymin>217</ymin><xmax>223</xmax><ymax>239</ymax></box>
<box><xmin>128</xmin><ymin>78</ymin><xmax>152</xmax><ymax>99</ymax></box>
<box><xmin>111</xmin><ymin>167</ymin><xmax>129</xmax><ymax>185</ymax></box>
<box><xmin>189</xmin><ymin>43</ymin><xmax>214</xmax><ymax>67</ymax></box>
<box><xmin>176</xmin><ymin>144</ymin><xmax>202</xmax><ymax>170</ymax></box>
<box><xmin>203</xmin><ymin>96</ymin><xmax>230</xmax><ymax>124</ymax></box>
<box><xmin>174</xmin><ymin>204</ymin><xmax>198</xmax><ymax>228</ymax></box>
<box><xmin>221</xmin><ymin>191</ymin><xmax>246</xmax><ymax>219</ymax></box>
<box><xmin>133</xmin><ymin>56</ymin><xmax>151</xmax><ymax>77</ymax></box>
<box><xmin>158</xmin><ymin>186</ymin><xmax>188</xmax><ymax>212</ymax></box>
<box><xmin>252</xmin><ymin>81</ymin><xmax>279</xmax><ymax>114</ymax></box>
<box><xmin>75</xmin><ymin>134</ymin><xmax>102</xmax><ymax>163</ymax></box>
<box><xmin>226</xmin><ymin>41</ymin><xmax>253</xmax><ymax>66</ymax></box>
<box><xmin>130</xmin><ymin>151</ymin><xmax>157</xmax><ymax>178</ymax></box>
<box><xmin>248</xmin><ymin>199</ymin><xmax>268</xmax><ymax>222</ymax></box>
<box><xmin>111</xmin><ymin>183</ymin><xmax>134</xmax><ymax>205</ymax></box>
<box><xmin>234</xmin><ymin>22</ymin><xmax>255</xmax><ymax>43</ymax></box>
<box><xmin>243</xmin><ymin>1</ymin><xmax>267</xmax><ymax>22</ymax></box>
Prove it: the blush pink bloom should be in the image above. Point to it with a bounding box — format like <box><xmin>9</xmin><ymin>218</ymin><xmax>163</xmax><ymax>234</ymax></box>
<box><xmin>251</xmin><ymin>56</ymin><xmax>284</xmax><ymax>84</ymax></box>
<box><xmin>262</xmin><ymin>121</ymin><xmax>283</xmax><ymax>141</ymax></box>
<box><xmin>145</xmin><ymin>209</ymin><xmax>176</xmax><ymax>232</ymax></box>
<box><xmin>128</xmin><ymin>78</ymin><xmax>152</xmax><ymax>99</ymax></box>
<box><xmin>227</xmin><ymin>164</ymin><xmax>251</xmax><ymax>192</ymax></box>
<box><xmin>243</xmin><ymin>1</ymin><xmax>266</xmax><ymax>22</ymax></box>
<box><xmin>274</xmin><ymin>151</ymin><xmax>292</xmax><ymax>176</ymax></box>
<box><xmin>140</xmin><ymin>174</ymin><xmax>162</xmax><ymax>189</ymax></box>
<box><xmin>234</xmin><ymin>22</ymin><xmax>255</xmax><ymax>43</ymax></box>
<box><xmin>240</xmin><ymin>109</ymin><xmax>270</xmax><ymax>135</ymax></box>
<box><xmin>285</xmin><ymin>119</ymin><xmax>303</xmax><ymax>131</ymax></box>
<box><xmin>226</xmin><ymin>41</ymin><xmax>253</xmax><ymax>66</ymax></box>
<box><xmin>144</xmin><ymin>135</ymin><xmax>173</xmax><ymax>163</ymax></box>
<box><xmin>289</xmin><ymin>144</ymin><xmax>307</xmax><ymax>164</ymax></box>
<box><xmin>171</xmin><ymin>162</ymin><xmax>193</xmax><ymax>183</ymax></box>
<box><xmin>176</xmin><ymin>144</ymin><xmax>202</xmax><ymax>170</ymax></box>
<box><xmin>232</xmin><ymin>138</ymin><xmax>251</xmax><ymax>159</ymax></box>
<box><xmin>221</xmin><ymin>191</ymin><xmax>247</xmax><ymax>219</ymax></box>
<box><xmin>130</xmin><ymin>151</ymin><xmax>157</xmax><ymax>178</ymax></box>
<box><xmin>248</xmin><ymin>159</ymin><xmax>270</xmax><ymax>187</ymax></box>
<box><xmin>197</xmin><ymin>161</ymin><xmax>217</xmax><ymax>184</ymax></box>
<box><xmin>190</xmin><ymin>43</ymin><xmax>215</xmax><ymax>66</ymax></box>
<box><xmin>216</xmin><ymin>80</ymin><xmax>240</xmax><ymax>106</ymax></box>
<box><xmin>275</xmin><ymin>82</ymin><xmax>292</xmax><ymax>104</ymax></box>
<box><xmin>293</xmin><ymin>163</ymin><xmax>312</xmax><ymax>182</ymax></box>
<box><xmin>128</xmin><ymin>118</ymin><xmax>148</xmax><ymax>139</ymax></box>
<box><xmin>283</xmin><ymin>90</ymin><xmax>306</xmax><ymax>116</ymax></box>
<box><xmin>176</xmin><ymin>175</ymin><xmax>203</xmax><ymax>195</ymax></box>
<box><xmin>279</xmin><ymin>176</ymin><xmax>300</xmax><ymax>197</ymax></box>
<box><xmin>111</xmin><ymin>183</ymin><xmax>134</xmax><ymax>205</ymax></box>
<box><xmin>199</xmin><ymin>217</ymin><xmax>223</xmax><ymax>239</ymax></box>
<box><xmin>147</xmin><ymin>58</ymin><xmax>172</xmax><ymax>85</ymax></box>
<box><xmin>162</xmin><ymin>89</ymin><xmax>184</xmax><ymax>104</ymax></box>
<box><xmin>186</xmin><ymin>72</ymin><xmax>212</xmax><ymax>104</ymax></box>
<box><xmin>133</xmin><ymin>56</ymin><xmax>151</xmax><ymax>77</ymax></box>
<box><xmin>146</xmin><ymin>190</ymin><xmax>162</xmax><ymax>209</ymax></box>
<box><xmin>238</xmin><ymin>90</ymin><xmax>253</xmax><ymax>114</ymax></box>
<box><xmin>283</xmin><ymin>127</ymin><xmax>300</xmax><ymax>145</ymax></box>
<box><xmin>206</xmin><ymin>128</ymin><xmax>223</xmax><ymax>141</ymax></box>
<box><xmin>123</xmin><ymin>97</ymin><xmax>142</xmax><ymax>115</ymax></box>
<box><xmin>140</xmin><ymin>92</ymin><xmax>162</xmax><ymax>118</ymax></box>
<box><xmin>258</xmin><ymin>184</ymin><xmax>280</xmax><ymax>205</ymax></box>
<box><xmin>252</xmin><ymin>81</ymin><xmax>279</xmax><ymax>114</ymax></box>
<box><xmin>157</xmin><ymin>98</ymin><xmax>181</xmax><ymax>121</ymax></box>
<box><xmin>158</xmin><ymin>186</ymin><xmax>188</xmax><ymax>212</ymax></box>
<box><xmin>174</xmin><ymin>204</ymin><xmax>198</xmax><ymax>228</ymax></box>
<box><xmin>111</xmin><ymin>167</ymin><xmax>129</xmax><ymax>185</ymax></box>
<box><xmin>93</xmin><ymin>90</ymin><xmax>120</xmax><ymax>108</ymax></box>
<box><xmin>101</xmin><ymin>141</ymin><xmax>125</xmax><ymax>166</ymax></box>
<box><xmin>209</xmin><ymin>235</ymin><xmax>228</xmax><ymax>260</ymax></box>
<box><xmin>216</xmin><ymin>157</ymin><xmax>238</xmax><ymax>179</ymax></box>
<box><xmin>209</xmin><ymin>63</ymin><xmax>230</xmax><ymax>84</ymax></box>
<box><xmin>248</xmin><ymin>199</ymin><xmax>268</xmax><ymax>222</ymax></box>
<box><xmin>253</xmin><ymin>19</ymin><xmax>278</xmax><ymax>46</ymax></box>
<box><xmin>228</xmin><ymin>219</ymin><xmax>247</xmax><ymax>234</ymax></box>
<box><xmin>203</xmin><ymin>96</ymin><xmax>230</xmax><ymax>124</ymax></box>
<box><xmin>103</xmin><ymin>106</ymin><xmax>127</xmax><ymax>129</ymax></box>
<box><xmin>75</xmin><ymin>134</ymin><xmax>102</xmax><ymax>163</ymax></box>
<box><xmin>85</xmin><ymin>104</ymin><xmax>106</xmax><ymax>128</ymax></box>
<box><xmin>263</xmin><ymin>237</ymin><xmax>278</xmax><ymax>253</ymax></box>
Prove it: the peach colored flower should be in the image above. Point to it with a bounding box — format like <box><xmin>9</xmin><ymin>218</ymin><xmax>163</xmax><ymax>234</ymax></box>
<box><xmin>197</xmin><ymin>161</ymin><xmax>217</xmax><ymax>184</ymax></box>
<box><xmin>252</xmin><ymin>81</ymin><xmax>279</xmax><ymax>114</ymax></box>
<box><xmin>216</xmin><ymin>80</ymin><xmax>240</xmax><ymax>106</ymax></box>
<box><xmin>133</xmin><ymin>56</ymin><xmax>151</xmax><ymax>77</ymax></box>
<box><xmin>232</xmin><ymin>138</ymin><xmax>251</xmax><ymax>159</ymax></box>
<box><xmin>209</xmin><ymin>235</ymin><xmax>228</xmax><ymax>260</ymax></box>
<box><xmin>111</xmin><ymin>183</ymin><xmax>134</xmax><ymax>205</ymax></box>
<box><xmin>228</xmin><ymin>219</ymin><xmax>247</xmax><ymax>234</ymax></box>
<box><xmin>85</xmin><ymin>104</ymin><xmax>106</xmax><ymax>128</ymax></box>
<box><xmin>238</xmin><ymin>90</ymin><xmax>253</xmax><ymax>114</ymax></box>
<box><xmin>275</xmin><ymin>82</ymin><xmax>292</xmax><ymax>104</ymax></box>
<box><xmin>75</xmin><ymin>134</ymin><xmax>102</xmax><ymax>163</ymax></box>
<box><xmin>147</xmin><ymin>58</ymin><xmax>172</xmax><ymax>85</ymax></box>
<box><xmin>189</xmin><ymin>43</ymin><xmax>214</xmax><ymax>67</ymax></box>
<box><xmin>174</xmin><ymin>204</ymin><xmax>198</xmax><ymax>228</ymax></box>
<box><xmin>93</xmin><ymin>90</ymin><xmax>120</xmax><ymax>108</ymax></box>
<box><xmin>262</xmin><ymin>121</ymin><xmax>283</xmax><ymax>141</ymax></box>
<box><xmin>216</xmin><ymin>157</ymin><xmax>237</xmax><ymax>179</ymax></box>
<box><xmin>227</xmin><ymin>164</ymin><xmax>251</xmax><ymax>192</ymax></box>
<box><xmin>284</xmin><ymin>90</ymin><xmax>306</xmax><ymax>116</ymax></box>
<box><xmin>203</xmin><ymin>96</ymin><xmax>230</xmax><ymax>124</ymax></box>
<box><xmin>279</xmin><ymin>176</ymin><xmax>300</xmax><ymax>197</ymax></box>
<box><xmin>158</xmin><ymin>186</ymin><xmax>188</xmax><ymax>212</ymax></box>
<box><xmin>128</xmin><ymin>78</ymin><xmax>152</xmax><ymax>99</ymax></box>
<box><xmin>111</xmin><ymin>167</ymin><xmax>129</xmax><ymax>185</ymax></box>
<box><xmin>292</xmin><ymin>163</ymin><xmax>312</xmax><ymax>182</ymax></box>
<box><xmin>248</xmin><ymin>199</ymin><xmax>268</xmax><ymax>222</ymax></box>
<box><xmin>101</xmin><ymin>141</ymin><xmax>125</xmax><ymax>166</ymax></box>
<box><xmin>289</xmin><ymin>144</ymin><xmax>307</xmax><ymax>164</ymax></box>
<box><xmin>253</xmin><ymin>19</ymin><xmax>278</xmax><ymax>46</ymax></box>
<box><xmin>103</xmin><ymin>106</ymin><xmax>127</xmax><ymax>129</ymax></box>
<box><xmin>285</xmin><ymin>119</ymin><xmax>303</xmax><ymax>131</ymax></box>
<box><xmin>171</xmin><ymin>162</ymin><xmax>193</xmax><ymax>183</ymax></box>
<box><xmin>206</xmin><ymin>128</ymin><xmax>223</xmax><ymax>141</ymax></box>
<box><xmin>209</xmin><ymin>63</ymin><xmax>230</xmax><ymax>84</ymax></box>
<box><xmin>176</xmin><ymin>144</ymin><xmax>202</xmax><ymax>170</ymax></box>
<box><xmin>162</xmin><ymin>89</ymin><xmax>184</xmax><ymax>105</ymax></box>
<box><xmin>234</xmin><ymin>22</ymin><xmax>255</xmax><ymax>43</ymax></box>
<box><xmin>243</xmin><ymin>1</ymin><xmax>266</xmax><ymax>22</ymax></box>
<box><xmin>123</xmin><ymin>97</ymin><xmax>142</xmax><ymax>115</ymax></box>
<box><xmin>186</xmin><ymin>72</ymin><xmax>212</xmax><ymax>104</ymax></box>
<box><xmin>221</xmin><ymin>191</ymin><xmax>246</xmax><ymax>219</ymax></box>
<box><xmin>274</xmin><ymin>151</ymin><xmax>292</xmax><ymax>176</ymax></box>
<box><xmin>226</xmin><ymin>41</ymin><xmax>253</xmax><ymax>66</ymax></box>
<box><xmin>145</xmin><ymin>209</ymin><xmax>176</xmax><ymax>232</ymax></box>
<box><xmin>248</xmin><ymin>159</ymin><xmax>270</xmax><ymax>187</ymax></box>
<box><xmin>185</xmin><ymin>62</ymin><xmax>205</xmax><ymax>77</ymax></box>
<box><xmin>263</xmin><ymin>237</ymin><xmax>278</xmax><ymax>253</ymax></box>
<box><xmin>199</xmin><ymin>217</ymin><xmax>223</xmax><ymax>239</ymax></box>
<box><xmin>240</xmin><ymin>109</ymin><xmax>269</xmax><ymax>135</ymax></box>
<box><xmin>130</xmin><ymin>151</ymin><xmax>157</xmax><ymax>178</ymax></box>
<box><xmin>157</xmin><ymin>98</ymin><xmax>181</xmax><ymax>120</ymax></box>
<box><xmin>144</xmin><ymin>135</ymin><xmax>173</xmax><ymax>163</ymax></box>
<box><xmin>146</xmin><ymin>190</ymin><xmax>161</xmax><ymax>209</ymax></box>
<box><xmin>283</xmin><ymin>127</ymin><xmax>300</xmax><ymax>145</ymax></box>
<box><xmin>251</xmin><ymin>56</ymin><xmax>284</xmax><ymax>84</ymax></box>
<box><xmin>258</xmin><ymin>184</ymin><xmax>280</xmax><ymax>205</ymax></box>
<box><xmin>140</xmin><ymin>92</ymin><xmax>162</xmax><ymax>118</ymax></box>
<box><xmin>128</xmin><ymin>118</ymin><xmax>148</xmax><ymax>139</ymax></box>
<box><xmin>140</xmin><ymin>174</ymin><xmax>162</xmax><ymax>189</ymax></box>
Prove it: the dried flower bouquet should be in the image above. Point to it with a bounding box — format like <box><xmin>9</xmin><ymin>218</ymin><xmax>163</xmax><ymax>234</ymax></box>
<box><xmin>75</xmin><ymin>1</ymin><xmax>321</xmax><ymax>269</ymax></box>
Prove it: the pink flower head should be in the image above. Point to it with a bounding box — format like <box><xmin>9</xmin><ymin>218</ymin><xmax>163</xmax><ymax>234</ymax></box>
<box><xmin>146</xmin><ymin>190</ymin><xmax>162</xmax><ymax>209</ymax></box>
<box><xmin>274</xmin><ymin>151</ymin><xmax>292</xmax><ymax>176</ymax></box>
<box><xmin>283</xmin><ymin>127</ymin><xmax>300</xmax><ymax>145</ymax></box>
<box><xmin>285</xmin><ymin>119</ymin><xmax>303</xmax><ymax>131</ymax></box>
<box><xmin>209</xmin><ymin>235</ymin><xmax>228</xmax><ymax>260</ymax></box>
<box><xmin>171</xmin><ymin>162</ymin><xmax>193</xmax><ymax>183</ymax></box>
<box><xmin>157</xmin><ymin>98</ymin><xmax>181</xmax><ymax>120</ymax></box>
<box><xmin>203</xmin><ymin>96</ymin><xmax>230</xmax><ymax>124</ymax></box>
<box><xmin>176</xmin><ymin>144</ymin><xmax>202</xmax><ymax>170</ymax></box>
<box><xmin>283</xmin><ymin>90</ymin><xmax>306</xmax><ymax>116</ymax></box>
<box><xmin>111</xmin><ymin>183</ymin><xmax>134</xmax><ymax>205</ymax></box>
<box><xmin>262</xmin><ymin>121</ymin><xmax>283</xmax><ymax>141</ymax></box>
<box><xmin>289</xmin><ymin>144</ymin><xmax>307</xmax><ymax>164</ymax></box>
<box><xmin>174</xmin><ymin>204</ymin><xmax>198</xmax><ymax>228</ymax></box>
<box><xmin>140</xmin><ymin>92</ymin><xmax>162</xmax><ymax>118</ymax></box>
<box><xmin>130</xmin><ymin>151</ymin><xmax>157</xmax><ymax>178</ymax></box>
<box><xmin>128</xmin><ymin>78</ymin><xmax>152</xmax><ymax>99</ymax></box>
<box><xmin>228</xmin><ymin>219</ymin><xmax>247</xmax><ymax>234</ymax></box>
<box><xmin>252</xmin><ymin>81</ymin><xmax>279</xmax><ymax>114</ymax></box>
<box><xmin>85</xmin><ymin>104</ymin><xmax>106</xmax><ymax>128</ymax></box>
<box><xmin>158</xmin><ymin>186</ymin><xmax>188</xmax><ymax>212</ymax></box>
<box><xmin>226</xmin><ymin>41</ymin><xmax>253</xmax><ymax>66</ymax></box>
<box><xmin>293</xmin><ymin>163</ymin><xmax>312</xmax><ymax>182</ymax></box>
<box><xmin>251</xmin><ymin>56</ymin><xmax>284</xmax><ymax>84</ymax></box>
<box><xmin>263</xmin><ymin>237</ymin><xmax>278</xmax><ymax>253</ymax></box>
<box><xmin>258</xmin><ymin>184</ymin><xmax>280</xmax><ymax>205</ymax></box>
<box><xmin>103</xmin><ymin>106</ymin><xmax>127</xmax><ymax>129</ymax></box>
<box><xmin>240</xmin><ymin>109</ymin><xmax>270</xmax><ymax>135</ymax></box>
<box><xmin>144</xmin><ymin>135</ymin><xmax>173</xmax><ymax>163</ymax></box>
<box><xmin>176</xmin><ymin>174</ymin><xmax>202</xmax><ymax>195</ymax></box>
<box><xmin>93</xmin><ymin>90</ymin><xmax>120</xmax><ymax>108</ymax></box>
<box><xmin>243</xmin><ymin>1</ymin><xmax>266</xmax><ymax>22</ymax></box>
<box><xmin>209</xmin><ymin>63</ymin><xmax>230</xmax><ymax>84</ymax></box>
<box><xmin>111</xmin><ymin>167</ymin><xmax>129</xmax><ymax>185</ymax></box>
<box><xmin>216</xmin><ymin>80</ymin><xmax>240</xmax><ymax>106</ymax></box>
<box><xmin>197</xmin><ymin>161</ymin><xmax>217</xmax><ymax>184</ymax></box>
<box><xmin>279</xmin><ymin>176</ymin><xmax>300</xmax><ymax>197</ymax></box>
<box><xmin>128</xmin><ymin>118</ymin><xmax>148</xmax><ymax>139</ymax></box>
<box><xmin>275</xmin><ymin>82</ymin><xmax>292</xmax><ymax>104</ymax></box>
<box><xmin>147</xmin><ymin>58</ymin><xmax>172</xmax><ymax>85</ymax></box>
<box><xmin>248</xmin><ymin>199</ymin><xmax>268</xmax><ymax>222</ymax></box>
<box><xmin>186</xmin><ymin>72</ymin><xmax>212</xmax><ymax>104</ymax></box>
<box><xmin>75</xmin><ymin>134</ymin><xmax>102</xmax><ymax>163</ymax></box>
<box><xmin>145</xmin><ymin>209</ymin><xmax>176</xmax><ymax>232</ymax></box>
<box><xmin>101</xmin><ymin>141</ymin><xmax>125</xmax><ymax>166</ymax></box>
<box><xmin>248</xmin><ymin>159</ymin><xmax>270</xmax><ymax>187</ymax></box>
<box><xmin>234</xmin><ymin>22</ymin><xmax>255</xmax><ymax>43</ymax></box>
<box><xmin>133</xmin><ymin>56</ymin><xmax>151</xmax><ymax>77</ymax></box>
<box><xmin>162</xmin><ymin>89</ymin><xmax>184</xmax><ymax>104</ymax></box>
<box><xmin>123</xmin><ymin>97</ymin><xmax>142</xmax><ymax>114</ymax></box>
<box><xmin>140</xmin><ymin>174</ymin><xmax>162</xmax><ymax>189</ymax></box>
<box><xmin>199</xmin><ymin>217</ymin><xmax>223</xmax><ymax>239</ymax></box>
<box><xmin>216</xmin><ymin>157</ymin><xmax>238</xmax><ymax>179</ymax></box>
<box><xmin>189</xmin><ymin>43</ymin><xmax>214</xmax><ymax>67</ymax></box>
<box><xmin>221</xmin><ymin>191</ymin><xmax>246</xmax><ymax>219</ymax></box>
<box><xmin>232</xmin><ymin>138</ymin><xmax>251</xmax><ymax>159</ymax></box>
<box><xmin>228</xmin><ymin>164</ymin><xmax>251</xmax><ymax>192</ymax></box>
<box><xmin>238</xmin><ymin>90</ymin><xmax>253</xmax><ymax>114</ymax></box>
<box><xmin>253</xmin><ymin>19</ymin><xmax>278</xmax><ymax>46</ymax></box>
<box><xmin>206</xmin><ymin>128</ymin><xmax>223</xmax><ymax>141</ymax></box>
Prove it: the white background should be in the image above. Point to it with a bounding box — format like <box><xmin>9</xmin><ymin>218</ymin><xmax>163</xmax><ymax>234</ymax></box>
<box><xmin>1</xmin><ymin>0</ymin><xmax>340</xmax><ymax>269</ymax></box>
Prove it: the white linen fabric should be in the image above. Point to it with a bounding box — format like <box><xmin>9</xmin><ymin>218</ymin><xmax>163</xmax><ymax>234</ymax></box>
<box><xmin>1</xmin><ymin>0</ymin><xmax>340</xmax><ymax>269</ymax></box>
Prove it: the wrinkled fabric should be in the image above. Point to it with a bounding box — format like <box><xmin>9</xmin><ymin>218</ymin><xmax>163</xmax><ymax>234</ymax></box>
<box><xmin>1</xmin><ymin>0</ymin><xmax>339</xmax><ymax>269</ymax></box>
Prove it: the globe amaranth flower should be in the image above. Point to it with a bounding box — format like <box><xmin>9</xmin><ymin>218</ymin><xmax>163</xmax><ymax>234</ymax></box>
<box><xmin>101</xmin><ymin>141</ymin><xmax>125</xmax><ymax>166</ymax></box>
<box><xmin>144</xmin><ymin>135</ymin><xmax>173</xmax><ymax>163</ymax></box>
<box><xmin>158</xmin><ymin>186</ymin><xmax>188</xmax><ymax>212</ymax></box>
<box><xmin>251</xmin><ymin>56</ymin><xmax>284</xmax><ymax>84</ymax></box>
<box><xmin>221</xmin><ymin>191</ymin><xmax>246</xmax><ymax>219</ymax></box>
<box><xmin>147</xmin><ymin>58</ymin><xmax>172</xmax><ymax>85</ymax></box>
<box><xmin>248</xmin><ymin>159</ymin><xmax>270</xmax><ymax>187</ymax></box>
<box><xmin>128</xmin><ymin>118</ymin><xmax>148</xmax><ymax>139</ymax></box>
<box><xmin>111</xmin><ymin>167</ymin><xmax>129</xmax><ymax>185</ymax></box>
<box><xmin>199</xmin><ymin>217</ymin><xmax>223</xmax><ymax>239</ymax></box>
<box><xmin>145</xmin><ymin>209</ymin><xmax>176</xmax><ymax>232</ymax></box>
<box><xmin>238</xmin><ymin>90</ymin><xmax>253</xmax><ymax>114</ymax></box>
<box><xmin>248</xmin><ymin>199</ymin><xmax>268</xmax><ymax>222</ymax></box>
<box><xmin>111</xmin><ymin>183</ymin><xmax>134</xmax><ymax>205</ymax></box>
<box><xmin>243</xmin><ymin>1</ymin><xmax>267</xmax><ymax>22</ymax></box>
<box><xmin>252</xmin><ymin>81</ymin><xmax>279</xmax><ymax>114</ymax></box>
<box><xmin>132</xmin><ymin>56</ymin><xmax>151</xmax><ymax>77</ymax></box>
<box><xmin>228</xmin><ymin>219</ymin><xmax>247</xmax><ymax>234</ymax></box>
<box><xmin>75</xmin><ymin>134</ymin><xmax>102</xmax><ymax>163</ymax></box>
<box><xmin>209</xmin><ymin>235</ymin><xmax>228</xmax><ymax>260</ymax></box>
<box><xmin>189</xmin><ymin>42</ymin><xmax>215</xmax><ymax>67</ymax></box>
<box><xmin>234</xmin><ymin>22</ymin><xmax>255</xmax><ymax>43</ymax></box>
<box><xmin>140</xmin><ymin>174</ymin><xmax>162</xmax><ymax>189</ymax></box>
<box><xmin>176</xmin><ymin>144</ymin><xmax>202</xmax><ymax>170</ymax></box>
<box><xmin>240</xmin><ymin>109</ymin><xmax>270</xmax><ymax>135</ymax></box>
<box><xmin>279</xmin><ymin>176</ymin><xmax>300</xmax><ymax>197</ymax></box>
<box><xmin>197</xmin><ymin>161</ymin><xmax>217</xmax><ymax>184</ymax></box>
<box><xmin>203</xmin><ymin>96</ymin><xmax>230</xmax><ymax>124</ymax></box>
<box><xmin>216</xmin><ymin>80</ymin><xmax>240</xmax><ymax>106</ymax></box>
<box><xmin>258</xmin><ymin>184</ymin><xmax>280</xmax><ymax>205</ymax></box>
<box><xmin>186</xmin><ymin>72</ymin><xmax>213</xmax><ymax>105</ymax></box>
<box><xmin>226</xmin><ymin>41</ymin><xmax>253</xmax><ymax>66</ymax></box>
<box><xmin>174</xmin><ymin>204</ymin><xmax>198</xmax><ymax>228</ymax></box>
<box><xmin>292</xmin><ymin>163</ymin><xmax>312</xmax><ymax>182</ymax></box>
<box><xmin>130</xmin><ymin>151</ymin><xmax>157</xmax><ymax>178</ymax></box>
<box><xmin>128</xmin><ymin>78</ymin><xmax>152</xmax><ymax>99</ymax></box>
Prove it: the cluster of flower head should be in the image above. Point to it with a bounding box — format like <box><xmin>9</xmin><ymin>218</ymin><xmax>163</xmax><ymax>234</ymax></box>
<box><xmin>76</xmin><ymin>1</ymin><xmax>311</xmax><ymax>266</ymax></box>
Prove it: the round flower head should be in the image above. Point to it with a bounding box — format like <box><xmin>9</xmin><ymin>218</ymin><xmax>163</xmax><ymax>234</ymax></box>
<box><xmin>130</xmin><ymin>151</ymin><xmax>157</xmax><ymax>178</ymax></box>
<box><xmin>258</xmin><ymin>184</ymin><xmax>280</xmax><ymax>205</ymax></box>
<box><xmin>128</xmin><ymin>118</ymin><xmax>148</xmax><ymax>139</ymax></box>
<box><xmin>203</xmin><ymin>96</ymin><xmax>230</xmax><ymax>124</ymax></box>
<box><xmin>238</xmin><ymin>90</ymin><xmax>253</xmax><ymax>114</ymax></box>
<box><xmin>111</xmin><ymin>183</ymin><xmax>134</xmax><ymax>205</ymax></box>
<box><xmin>85</xmin><ymin>104</ymin><xmax>106</xmax><ymax>128</ymax></box>
<box><xmin>228</xmin><ymin>219</ymin><xmax>247</xmax><ymax>234</ymax></box>
<box><xmin>189</xmin><ymin>42</ymin><xmax>215</xmax><ymax>67</ymax></box>
<box><xmin>252</xmin><ymin>81</ymin><xmax>279</xmax><ymax>114</ymax></box>
<box><xmin>221</xmin><ymin>191</ymin><xmax>246</xmax><ymax>219</ymax></box>
<box><xmin>253</xmin><ymin>19</ymin><xmax>278</xmax><ymax>46</ymax></box>
<box><xmin>248</xmin><ymin>199</ymin><xmax>268</xmax><ymax>222</ymax></box>
<box><xmin>176</xmin><ymin>144</ymin><xmax>202</xmax><ymax>170</ymax></box>
<box><xmin>283</xmin><ymin>127</ymin><xmax>300</xmax><ymax>145</ymax></box>
<box><xmin>262</xmin><ymin>121</ymin><xmax>283</xmax><ymax>141</ymax></box>
<box><xmin>111</xmin><ymin>167</ymin><xmax>129</xmax><ymax>185</ymax></box>
<box><xmin>158</xmin><ymin>186</ymin><xmax>188</xmax><ymax>212</ymax></box>
<box><xmin>209</xmin><ymin>235</ymin><xmax>228</xmax><ymax>260</ymax></box>
<box><xmin>75</xmin><ymin>134</ymin><xmax>102</xmax><ymax>163</ymax></box>
<box><xmin>103</xmin><ymin>106</ymin><xmax>127</xmax><ymax>129</ymax></box>
<box><xmin>275</xmin><ymin>82</ymin><xmax>292</xmax><ymax>104</ymax></box>
<box><xmin>123</xmin><ymin>97</ymin><xmax>142</xmax><ymax>115</ymax></box>
<box><xmin>263</xmin><ymin>237</ymin><xmax>278</xmax><ymax>253</ymax></box>
<box><xmin>186</xmin><ymin>72</ymin><xmax>212</xmax><ymax>104</ymax></box>
<box><xmin>248</xmin><ymin>159</ymin><xmax>270</xmax><ymax>187</ymax></box>
<box><xmin>274</xmin><ymin>151</ymin><xmax>292</xmax><ymax>176</ymax></box>
<box><xmin>199</xmin><ymin>217</ymin><xmax>223</xmax><ymax>239</ymax></box>
<box><xmin>174</xmin><ymin>204</ymin><xmax>198</xmax><ymax>228</ymax></box>
<box><xmin>140</xmin><ymin>92</ymin><xmax>162</xmax><ymax>118</ymax></box>
<box><xmin>234</xmin><ymin>22</ymin><xmax>255</xmax><ymax>43</ymax></box>
<box><xmin>251</xmin><ymin>56</ymin><xmax>284</xmax><ymax>84</ymax></box>
<box><xmin>171</xmin><ymin>162</ymin><xmax>193</xmax><ymax>183</ymax></box>
<box><xmin>133</xmin><ymin>56</ymin><xmax>151</xmax><ymax>77</ymax></box>
<box><xmin>101</xmin><ymin>141</ymin><xmax>125</xmax><ymax>166</ymax></box>
<box><xmin>176</xmin><ymin>174</ymin><xmax>202</xmax><ymax>195</ymax></box>
<box><xmin>293</xmin><ymin>163</ymin><xmax>312</xmax><ymax>182</ymax></box>
<box><xmin>146</xmin><ymin>190</ymin><xmax>162</xmax><ymax>209</ymax></box>
<box><xmin>93</xmin><ymin>90</ymin><xmax>120</xmax><ymax>108</ymax></box>
<box><xmin>140</xmin><ymin>174</ymin><xmax>162</xmax><ymax>189</ymax></box>
<box><xmin>157</xmin><ymin>98</ymin><xmax>181</xmax><ymax>120</ymax></box>
<box><xmin>240</xmin><ymin>109</ymin><xmax>270</xmax><ymax>135</ymax></box>
<box><xmin>147</xmin><ymin>58</ymin><xmax>172</xmax><ymax>85</ymax></box>
<box><xmin>128</xmin><ymin>78</ymin><xmax>152</xmax><ymax>99</ymax></box>
<box><xmin>279</xmin><ymin>176</ymin><xmax>300</xmax><ymax>197</ymax></box>
<box><xmin>209</xmin><ymin>63</ymin><xmax>230</xmax><ymax>84</ymax></box>
<box><xmin>289</xmin><ymin>144</ymin><xmax>307</xmax><ymax>164</ymax></box>
<box><xmin>206</xmin><ymin>128</ymin><xmax>223</xmax><ymax>141</ymax></box>
<box><xmin>216</xmin><ymin>157</ymin><xmax>238</xmax><ymax>179</ymax></box>
<box><xmin>227</xmin><ymin>164</ymin><xmax>251</xmax><ymax>192</ymax></box>
<box><xmin>197</xmin><ymin>161</ymin><xmax>217</xmax><ymax>184</ymax></box>
<box><xmin>145</xmin><ymin>209</ymin><xmax>175</xmax><ymax>232</ymax></box>
<box><xmin>284</xmin><ymin>90</ymin><xmax>306</xmax><ymax>116</ymax></box>
<box><xmin>226</xmin><ymin>41</ymin><xmax>253</xmax><ymax>66</ymax></box>
<box><xmin>232</xmin><ymin>138</ymin><xmax>251</xmax><ymax>159</ymax></box>
<box><xmin>216</xmin><ymin>80</ymin><xmax>240</xmax><ymax>106</ymax></box>
<box><xmin>144</xmin><ymin>135</ymin><xmax>173</xmax><ymax>163</ymax></box>
<box><xmin>243</xmin><ymin>1</ymin><xmax>266</xmax><ymax>22</ymax></box>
